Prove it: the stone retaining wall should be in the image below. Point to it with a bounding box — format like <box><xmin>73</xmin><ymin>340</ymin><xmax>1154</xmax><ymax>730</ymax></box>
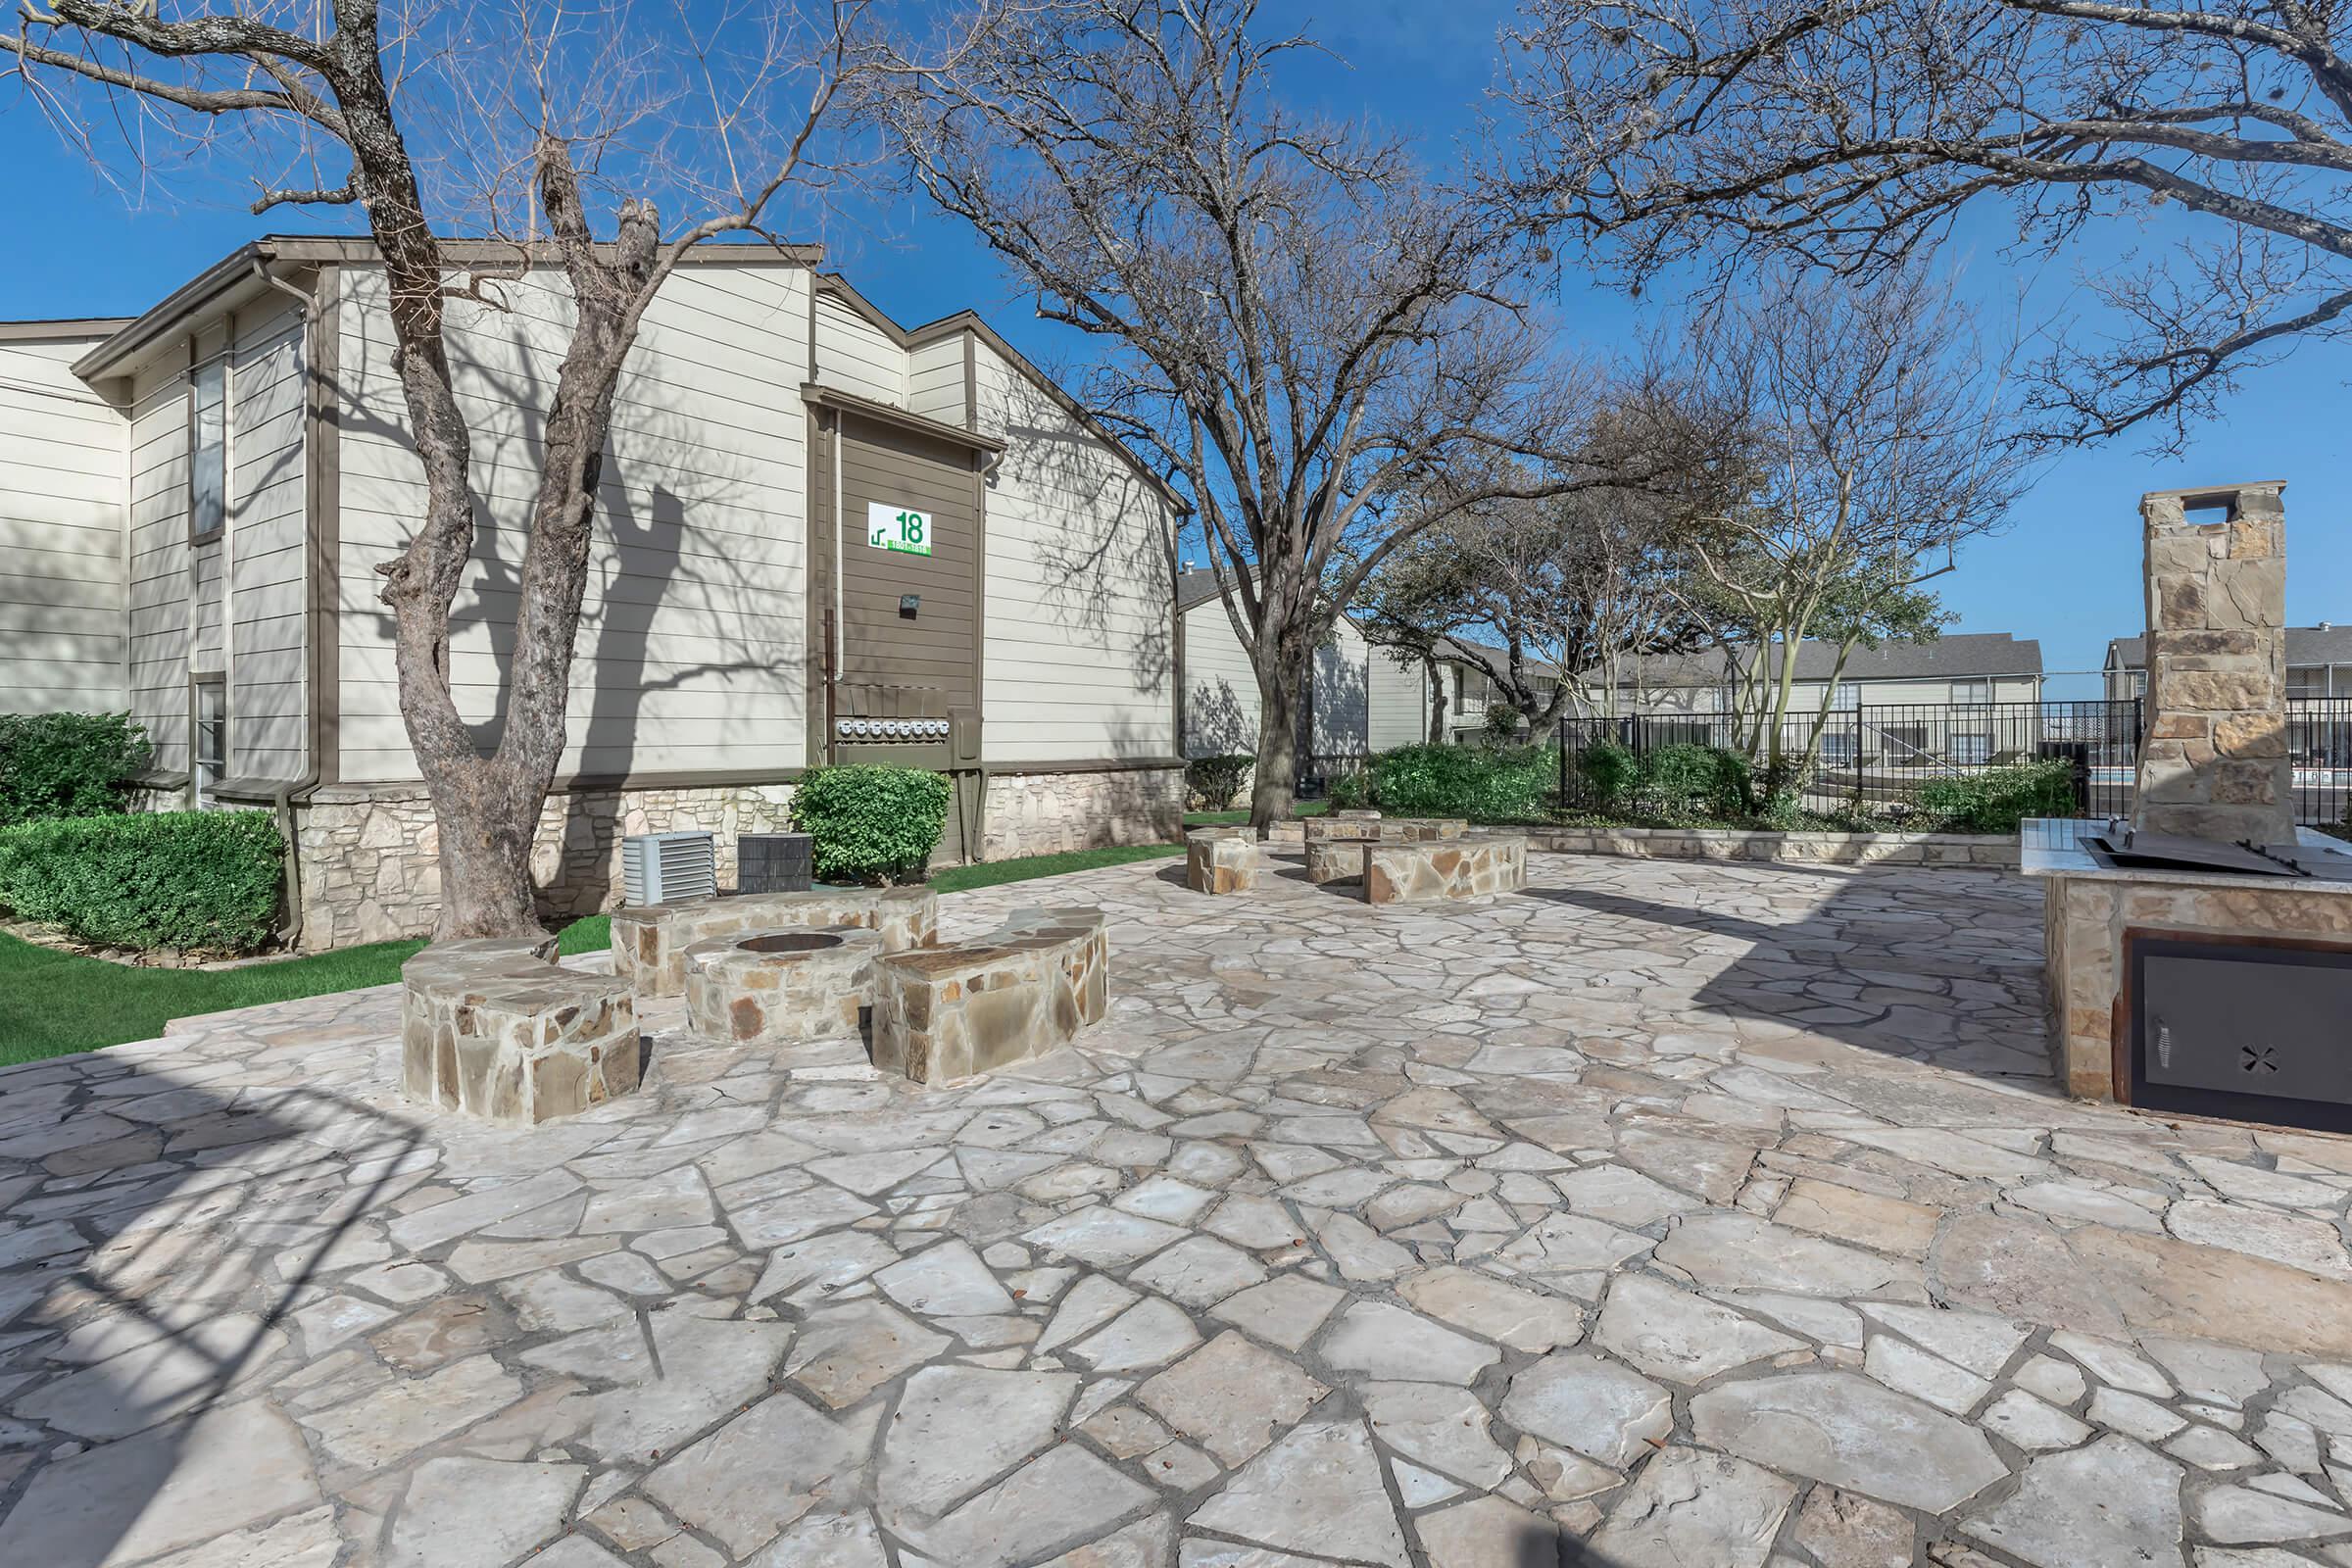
<box><xmin>1524</xmin><ymin>825</ymin><xmax>2019</xmax><ymax>870</ymax></box>
<box><xmin>981</xmin><ymin>766</ymin><xmax>1184</xmax><ymax>859</ymax></box>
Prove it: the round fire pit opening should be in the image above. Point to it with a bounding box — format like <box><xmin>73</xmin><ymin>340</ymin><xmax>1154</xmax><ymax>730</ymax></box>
<box><xmin>741</xmin><ymin>931</ymin><xmax>843</xmax><ymax>956</ymax></box>
<box><xmin>680</xmin><ymin>922</ymin><xmax>884</xmax><ymax>1046</ymax></box>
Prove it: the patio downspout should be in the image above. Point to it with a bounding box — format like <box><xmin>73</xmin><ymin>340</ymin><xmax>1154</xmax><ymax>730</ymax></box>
<box><xmin>253</xmin><ymin>253</ymin><xmax>327</xmax><ymax>952</ymax></box>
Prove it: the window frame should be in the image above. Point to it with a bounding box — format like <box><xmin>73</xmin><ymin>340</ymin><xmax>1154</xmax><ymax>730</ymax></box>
<box><xmin>191</xmin><ymin>673</ymin><xmax>228</xmax><ymax>805</ymax></box>
<box><xmin>187</xmin><ymin>346</ymin><xmax>228</xmax><ymax>547</ymax></box>
<box><xmin>1949</xmin><ymin>676</ymin><xmax>1993</xmax><ymax>707</ymax></box>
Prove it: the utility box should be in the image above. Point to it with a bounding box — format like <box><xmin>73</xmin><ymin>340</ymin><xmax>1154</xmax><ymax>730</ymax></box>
<box><xmin>738</xmin><ymin>833</ymin><xmax>815</xmax><ymax>895</ymax></box>
<box><xmin>622</xmin><ymin>831</ymin><xmax>717</xmax><ymax>906</ymax></box>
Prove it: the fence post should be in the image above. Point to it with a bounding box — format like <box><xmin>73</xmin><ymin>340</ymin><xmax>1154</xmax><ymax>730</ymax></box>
<box><xmin>1853</xmin><ymin>703</ymin><xmax>1866</xmax><ymax>814</ymax></box>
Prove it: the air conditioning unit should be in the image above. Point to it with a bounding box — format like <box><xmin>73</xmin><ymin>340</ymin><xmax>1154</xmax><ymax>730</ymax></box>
<box><xmin>622</xmin><ymin>830</ymin><xmax>716</xmax><ymax>906</ymax></box>
<box><xmin>738</xmin><ymin>832</ymin><xmax>814</xmax><ymax>895</ymax></box>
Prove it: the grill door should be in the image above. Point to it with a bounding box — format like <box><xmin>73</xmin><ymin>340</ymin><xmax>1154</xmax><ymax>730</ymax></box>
<box><xmin>2132</xmin><ymin>935</ymin><xmax>2352</xmax><ymax>1133</ymax></box>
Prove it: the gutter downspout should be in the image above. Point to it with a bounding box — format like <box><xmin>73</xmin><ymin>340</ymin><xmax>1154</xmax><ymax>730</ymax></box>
<box><xmin>253</xmin><ymin>253</ymin><xmax>328</xmax><ymax>952</ymax></box>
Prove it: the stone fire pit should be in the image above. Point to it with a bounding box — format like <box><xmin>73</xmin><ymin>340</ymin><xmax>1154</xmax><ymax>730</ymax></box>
<box><xmin>681</xmin><ymin>924</ymin><xmax>883</xmax><ymax>1045</ymax></box>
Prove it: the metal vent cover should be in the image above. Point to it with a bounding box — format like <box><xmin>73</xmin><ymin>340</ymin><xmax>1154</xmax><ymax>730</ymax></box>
<box><xmin>622</xmin><ymin>831</ymin><xmax>717</xmax><ymax>906</ymax></box>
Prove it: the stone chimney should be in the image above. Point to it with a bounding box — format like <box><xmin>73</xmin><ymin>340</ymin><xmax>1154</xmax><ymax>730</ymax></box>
<box><xmin>2132</xmin><ymin>481</ymin><xmax>2294</xmax><ymax>844</ymax></box>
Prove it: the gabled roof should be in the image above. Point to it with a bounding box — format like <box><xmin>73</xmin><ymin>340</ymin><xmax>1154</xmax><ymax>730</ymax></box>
<box><xmin>816</xmin><ymin>275</ymin><xmax>1187</xmax><ymax>515</ymax></box>
<box><xmin>74</xmin><ymin>233</ymin><xmax>824</xmax><ymax>381</ymax></box>
<box><xmin>1614</xmin><ymin>633</ymin><xmax>2043</xmax><ymax>686</ymax></box>
<box><xmin>2108</xmin><ymin>624</ymin><xmax>2352</xmax><ymax>669</ymax></box>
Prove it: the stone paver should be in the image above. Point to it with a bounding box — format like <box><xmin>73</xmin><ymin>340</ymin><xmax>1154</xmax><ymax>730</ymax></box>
<box><xmin>4</xmin><ymin>853</ymin><xmax>2352</xmax><ymax>1566</ymax></box>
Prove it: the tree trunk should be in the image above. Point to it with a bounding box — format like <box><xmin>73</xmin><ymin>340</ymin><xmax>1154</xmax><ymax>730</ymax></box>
<box><xmin>1427</xmin><ymin>656</ymin><xmax>1448</xmax><ymax>743</ymax></box>
<box><xmin>1250</xmin><ymin>664</ymin><xmax>1302</xmax><ymax>831</ymax></box>
<box><xmin>426</xmin><ymin>766</ymin><xmax>545</xmax><ymax>939</ymax></box>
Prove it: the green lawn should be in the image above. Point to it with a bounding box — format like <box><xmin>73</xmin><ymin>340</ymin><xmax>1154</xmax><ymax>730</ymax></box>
<box><xmin>0</xmin><ymin>842</ymin><xmax>1184</xmax><ymax>1067</ymax></box>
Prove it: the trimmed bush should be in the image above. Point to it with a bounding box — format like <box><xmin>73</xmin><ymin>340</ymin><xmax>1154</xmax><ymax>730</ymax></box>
<box><xmin>1573</xmin><ymin>739</ymin><xmax>1641</xmax><ymax>810</ymax></box>
<box><xmin>0</xmin><ymin>712</ymin><xmax>152</xmax><ymax>826</ymax></box>
<box><xmin>1186</xmin><ymin>754</ymin><xmax>1254</xmax><ymax>811</ymax></box>
<box><xmin>1915</xmin><ymin>760</ymin><xmax>2079</xmax><ymax>833</ymax></box>
<box><xmin>788</xmin><ymin>764</ymin><xmax>952</xmax><ymax>884</ymax></box>
<box><xmin>1325</xmin><ymin>767</ymin><xmax>1373</xmax><ymax>810</ymax></box>
<box><xmin>1639</xmin><ymin>744</ymin><xmax>1752</xmax><ymax>821</ymax></box>
<box><xmin>0</xmin><ymin>809</ymin><xmax>283</xmax><ymax>953</ymax></box>
<box><xmin>1482</xmin><ymin>704</ymin><xmax>1524</xmax><ymax>743</ymax></box>
<box><xmin>1369</xmin><ymin>743</ymin><xmax>1558</xmax><ymax>822</ymax></box>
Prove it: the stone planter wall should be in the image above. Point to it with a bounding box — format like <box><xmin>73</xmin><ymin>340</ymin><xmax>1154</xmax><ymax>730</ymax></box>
<box><xmin>1523</xmin><ymin>825</ymin><xmax>2021</xmax><ymax>870</ymax></box>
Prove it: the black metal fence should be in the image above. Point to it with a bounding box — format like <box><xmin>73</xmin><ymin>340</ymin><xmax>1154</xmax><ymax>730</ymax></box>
<box><xmin>1556</xmin><ymin>700</ymin><xmax>2147</xmax><ymax>819</ymax></box>
<box><xmin>2290</xmin><ymin>699</ymin><xmax>2352</xmax><ymax>828</ymax></box>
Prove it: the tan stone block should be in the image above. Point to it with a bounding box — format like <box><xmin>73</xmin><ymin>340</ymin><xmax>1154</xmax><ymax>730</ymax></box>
<box><xmin>2219</xmin><ymin>714</ymin><xmax>2288</xmax><ymax>759</ymax></box>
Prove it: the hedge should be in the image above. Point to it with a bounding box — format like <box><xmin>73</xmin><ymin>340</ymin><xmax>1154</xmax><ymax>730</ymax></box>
<box><xmin>0</xmin><ymin>711</ymin><xmax>152</xmax><ymax>826</ymax></box>
<box><xmin>0</xmin><ymin>809</ymin><xmax>284</xmax><ymax>954</ymax></box>
<box><xmin>1916</xmin><ymin>760</ymin><xmax>2080</xmax><ymax>834</ymax></box>
<box><xmin>788</xmin><ymin>764</ymin><xmax>952</xmax><ymax>884</ymax></box>
<box><xmin>1365</xmin><ymin>743</ymin><xmax>1559</xmax><ymax>822</ymax></box>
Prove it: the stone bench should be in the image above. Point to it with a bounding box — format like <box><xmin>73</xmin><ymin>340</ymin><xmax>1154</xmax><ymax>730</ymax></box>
<box><xmin>871</xmin><ymin>906</ymin><xmax>1108</xmax><ymax>1084</ymax></box>
<box><xmin>683</xmin><ymin>925</ymin><xmax>884</xmax><ymax>1045</ymax></box>
<box><xmin>1304</xmin><ymin>817</ymin><xmax>1466</xmax><ymax>885</ymax></box>
<box><xmin>401</xmin><ymin>938</ymin><xmax>640</xmax><ymax>1124</ymax></box>
<box><xmin>1185</xmin><ymin>826</ymin><xmax>1260</xmax><ymax>894</ymax></box>
<box><xmin>1262</xmin><ymin>808</ymin><xmax>1381</xmax><ymax>846</ymax></box>
<box><xmin>611</xmin><ymin>886</ymin><xmax>937</xmax><ymax>997</ymax></box>
<box><xmin>1365</xmin><ymin>835</ymin><xmax>1528</xmax><ymax>905</ymax></box>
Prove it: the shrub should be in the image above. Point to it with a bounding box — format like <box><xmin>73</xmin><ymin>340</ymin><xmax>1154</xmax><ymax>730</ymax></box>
<box><xmin>0</xmin><ymin>809</ymin><xmax>283</xmax><ymax>953</ymax></box>
<box><xmin>1482</xmin><ymin>704</ymin><xmax>1524</xmax><ymax>744</ymax></box>
<box><xmin>1369</xmin><ymin>743</ymin><xmax>1557</xmax><ymax>822</ymax></box>
<box><xmin>1186</xmin><ymin>754</ymin><xmax>1254</xmax><ymax>811</ymax></box>
<box><xmin>0</xmin><ymin>712</ymin><xmax>152</xmax><ymax>826</ymax></box>
<box><xmin>1639</xmin><ymin>745</ymin><xmax>1753</xmax><ymax>821</ymax></box>
<box><xmin>788</xmin><ymin>764</ymin><xmax>952</xmax><ymax>883</ymax></box>
<box><xmin>1325</xmin><ymin>767</ymin><xmax>1373</xmax><ymax>810</ymax></box>
<box><xmin>1915</xmin><ymin>759</ymin><xmax>2080</xmax><ymax>834</ymax></box>
<box><xmin>1573</xmin><ymin>739</ymin><xmax>1641</xmax><ymax>810</ymax></box>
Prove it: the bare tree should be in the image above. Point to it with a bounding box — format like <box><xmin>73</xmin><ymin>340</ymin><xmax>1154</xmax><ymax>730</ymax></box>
<box><xmin>1358</xmin><ymin>484</ymin><xmax>1713</xmax><ymax>744</ymax></box>
<box><xmin>1505</xmin><ymin>0</ymin><xmax>2352</xmax><ymax>446</ymax></box>
<box><xmin>877</xmin><ymin>0</ymin><xmax>1610</xmax><ymax>828</ymax></box>
<box><xmin>5</xmin><ymin>0</ymin><xmax>907</xmax><ymax>940</ymax></box>
<box><xmin>1675</xmin><ymin>270</ymin><xmax>2022</xmax><ymax>792</ymax></box>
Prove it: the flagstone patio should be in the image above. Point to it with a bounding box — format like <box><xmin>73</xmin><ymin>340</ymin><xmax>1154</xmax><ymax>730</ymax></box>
<box><xmin>2</xmin><ymin>851</ymin><xmax>2350</xmax><ymax>1568</ymax></box>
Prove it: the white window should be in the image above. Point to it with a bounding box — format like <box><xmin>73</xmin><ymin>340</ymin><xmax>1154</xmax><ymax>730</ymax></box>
<box><xmin>1951</xmin><ymin>732</ymin><xmax>1991</xmax><ymax>766</ymax></box>
<box><xmin>1820</xmin><ymin>731</ymin><xmax>1857</xmax><ymax>764</ymax></box>
<box><xmin>1950</xmin><ymin>677</ymin><xmax>1992</xmax><ymax>706</ymax></box>
<box><xmin>190</xmin><ymin>356</ymin><xmax>226</xmax><ymax>543</ymax></box>
<box><xmin>194</xmin><ymin>678</ymin><xmax>227</xmax><ymax>802</ymax></box>
<box><xmin>1834</xmin><ymin>681</ymin><xmax>1860</xmax><ymax>710</ymax></box>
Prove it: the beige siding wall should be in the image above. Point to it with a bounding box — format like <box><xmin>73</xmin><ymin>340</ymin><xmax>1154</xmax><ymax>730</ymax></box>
<box><xmin>227</xmin><ymin>295</ymin><xmax>310</xmax><ymax>781</ymax></box>
<box><xmin>1310</xmin><ymin>616</ymin><xmax>1370</xmax><ymax>757</ymax></box>
<box><xmin>974</xmin><ymin>345</ymin><xmax>1175</xmax><ymax>762</ymax></box>
<box><xmin>0</xmin><ymin>330</ymin><xmax>127</xmax><ymax>714</ymax></box>
<box><xmin>1366</xmin><ymin>643</ymin><xmax>1431</xmax><ymax>750</ymax></box>
<box><xmin>811</xmin><ymin>292</ymin><xmax>904</xmax><ymax>408</ymax></box>
<box><xmin>126</xmin><ymin>352</ymin><xmax>192</xmax><ymax>769</ymax></box>
<box><xmin>906</xmin><ymin>334</ymin><xmax>967</xmax><ymax>427</ymax></box>
<box><xmin>1182</xmin><ymin>598</ymin><xmax>1259</xmax><ymax>757</ymax></box>
<box><xmin>333</xmin><ymin>264</ymin><xmax>811</xmax><ymax>782</ymax></box>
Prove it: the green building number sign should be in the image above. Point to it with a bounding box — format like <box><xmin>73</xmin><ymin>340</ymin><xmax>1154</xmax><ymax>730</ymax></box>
<box><xmin>866</xmin><ymin>502</ymin><xmax>934</xmax><ymax>558</ymax></box>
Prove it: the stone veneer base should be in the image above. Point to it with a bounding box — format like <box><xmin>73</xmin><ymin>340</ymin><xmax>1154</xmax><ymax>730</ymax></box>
<box><xmin>682</xmin><ymin>926</ymin><xmax>882</xmax><ymax>1045</ymax></box>
<box><xmin>399</xmin><ymin>937</ymin><xmax>640</xmax><ymax>1124</ymax></box>
<box><xmin>871</xmin><ymin>906</ymin><xmax>1109</xmax><ymax>1084</ymax></box>
<box><xmin>1366</xmin><ymin>837</ymin><xmax>1528</xmax><ymax>905</ymax></box>
<box><xmin>1184</xmin><ymin>827</ymin><xmax>1259</xmax><ymax>894</ymax></box>
<box><xmin>269</xmin><ymin>767</ymin><xmax>1177</xmax><ymax>951</ymax></box>
<box><xmin>612</xmin><ymin>887</ymin><xmax>937</xmax><ymax>998</ymax></box>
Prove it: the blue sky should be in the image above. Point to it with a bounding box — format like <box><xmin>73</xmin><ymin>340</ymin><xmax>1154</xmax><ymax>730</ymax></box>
<box><xmin>4</xmin><ymin>0</ymin><xmax>2343</xmax><ymax>696</ymax></box>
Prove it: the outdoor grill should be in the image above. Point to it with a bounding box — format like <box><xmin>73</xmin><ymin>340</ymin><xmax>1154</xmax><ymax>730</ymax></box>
<box><xmin>2083</xmin><ymin>821</ymin><xmax>2352</xmax><ymax>882</ymax></box>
